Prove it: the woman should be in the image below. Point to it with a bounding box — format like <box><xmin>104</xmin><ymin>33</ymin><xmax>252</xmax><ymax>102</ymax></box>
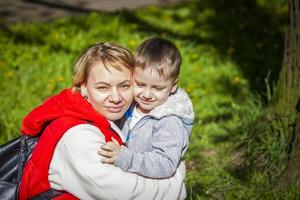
<box><xmin>18</xmin><ymin>43</ymin><xmax>186</xmax><ymax>200</ymax></box>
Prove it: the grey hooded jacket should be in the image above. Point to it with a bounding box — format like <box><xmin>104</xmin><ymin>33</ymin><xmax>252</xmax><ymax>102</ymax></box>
<box><xmin>115</xmin><ymin>88</ymin><xmax>194</xmax><ymax>178</ymax></box>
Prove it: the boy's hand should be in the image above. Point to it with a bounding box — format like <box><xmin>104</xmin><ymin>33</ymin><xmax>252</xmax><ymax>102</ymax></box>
<box><xmin>98</xmin><ymin>137</ymin><xmax>120</xmax><ymax>164</ymax></box>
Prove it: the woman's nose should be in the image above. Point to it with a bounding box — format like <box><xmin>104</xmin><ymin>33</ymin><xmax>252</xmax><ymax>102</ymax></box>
<box><xmin>109</xmin><ymin>89</ymin><xmax>122</xmax><ymax>103</ymax></box>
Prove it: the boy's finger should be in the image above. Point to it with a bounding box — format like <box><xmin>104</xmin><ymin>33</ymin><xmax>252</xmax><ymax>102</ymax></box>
<box><xmin>101</xmin><ymin>157</ymin><xmax>113</xmax><ymax>164</ymax></box>
<box><xmin>111</xmin><ymin>137</ymin><xmax>119</xmax><ymax>145</ymax></box>
<box><xmin>101</xmin><ymin>143</ymin><xmax>114</xmax><ymax>151</ymax></box>
<box><xmin>98</xmin><ymin>150</ymin><xmax>113</xmax><ymax>158</ymax></box>
<box><xmin>97</xmin><ymin>150</ymin><xmax>106</xmax><ymax>157</ymax></box>
<box><xmin>101</xmin><ymin>157</ymin><xmax>115</xmax><ymax>164</ymax></box>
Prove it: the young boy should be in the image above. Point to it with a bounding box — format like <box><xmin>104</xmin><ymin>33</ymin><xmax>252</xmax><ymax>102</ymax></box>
<box><xmin>99</xmin><ymin>37</ymin><xmax>194</xmax><ymax>180</ymax></box>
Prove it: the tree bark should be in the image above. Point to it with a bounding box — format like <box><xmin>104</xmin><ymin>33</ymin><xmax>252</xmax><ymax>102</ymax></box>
<box><xmin>267</xmin><ymin>0</ymin><xmax>300</xmax><ymax>182</ymax></box>
<box><xmin>271</xmin><ymin>0</ymin><xmax>300</xmax><ymax>123</ymax></box>
<box><xmin>284</xmin><ymin>117</ymin><xmax>300</xmax><ymax>180</ymax></box>
<box><xmin>231</xmin><ymin>0</ymin><xmax>300</xmax><ymax>183</ymax></box>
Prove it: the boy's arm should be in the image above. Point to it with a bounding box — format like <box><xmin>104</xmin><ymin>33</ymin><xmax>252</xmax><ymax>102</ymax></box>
<box><xmin>115</xmin><ymin>116</ymin><xmax>190</xmax><ymax>178</ymax></box>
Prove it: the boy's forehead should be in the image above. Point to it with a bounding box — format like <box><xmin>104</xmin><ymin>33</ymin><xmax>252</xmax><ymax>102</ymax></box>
<box><xmin>133</xmin><ymin>65</ymin><xmax>170</xmax><ymax>75</ymax></box>
<box><xmin>134</xmin><ymin>67</ymin><xmax>161</xmax><ymax>76</ymax></box>
<box><xmin>133</xmin><ymin>67</ymin><xmax>173</xmax><ymax>83</ymax></box>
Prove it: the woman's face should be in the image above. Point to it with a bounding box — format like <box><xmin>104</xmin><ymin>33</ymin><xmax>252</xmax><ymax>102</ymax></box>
<box><xmin>82</xmin><ymin>62</ymin><xmax>133</xmax><ymax>121</ymax></box>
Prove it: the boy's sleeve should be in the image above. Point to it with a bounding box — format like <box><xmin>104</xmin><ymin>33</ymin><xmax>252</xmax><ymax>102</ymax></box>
<box><xmin>114</xmin><ymin>116</ymin><xmax>189</xmax><ymax>178</ymax></box>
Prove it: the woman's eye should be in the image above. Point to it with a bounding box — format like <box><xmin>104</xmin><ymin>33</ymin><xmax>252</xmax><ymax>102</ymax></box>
<box><xmin>121</xmin><ymin>84</ymin><xmax>130</xmax><ymax>89</ymax></box>
<box><xmin>97</xmin><ymin>86</ymin><xmax>108</xmax><ymax>90</ymax></box>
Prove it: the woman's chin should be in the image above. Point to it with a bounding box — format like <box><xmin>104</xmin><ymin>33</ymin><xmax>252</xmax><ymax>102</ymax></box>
<box><xmin>104</xmin><ymin>112</ymin><xmax>125</xmax><ymax>122</ymax></box>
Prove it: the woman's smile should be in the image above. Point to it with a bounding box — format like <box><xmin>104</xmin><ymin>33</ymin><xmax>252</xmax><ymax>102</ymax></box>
<box><xmin>105</xmin><ymin>105</ymin><xmax>124</xmax><ymax>113</ymax></box>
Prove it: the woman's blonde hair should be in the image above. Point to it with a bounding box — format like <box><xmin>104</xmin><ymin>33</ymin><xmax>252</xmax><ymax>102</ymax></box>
<box><xmin>72</xmin><ymin>42</ymin><xmax>134</xmax><ymax>91</ymax></box>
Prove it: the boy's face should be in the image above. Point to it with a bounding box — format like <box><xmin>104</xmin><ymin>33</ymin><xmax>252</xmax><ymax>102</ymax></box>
<box><xmin>133</xmin><ymin>67</ymin><xmax>177</xmax><ymax>114</ymax></box>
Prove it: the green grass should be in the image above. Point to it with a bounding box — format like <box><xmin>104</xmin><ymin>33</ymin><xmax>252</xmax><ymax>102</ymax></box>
<box><xmin>0</xmin><ymin>0</ymin><xmax>295</xmax><ymax>199</ymax></box>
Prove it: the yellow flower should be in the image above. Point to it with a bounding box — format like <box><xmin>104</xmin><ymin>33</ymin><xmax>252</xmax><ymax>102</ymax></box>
<box><xmin>58</xmin><ymin>76</ymin><xmax>64</xmax><ymax>82</ymax></box>
<box><xmin>129</xmin><ymin>39</ymin><xmax>136</xmax><ymax>46</ymax></box>
<box><xmin>52</xmin><ymin>31</ymin><xmax>59</xmax><ymax>40</ymax></box>
<box><xmin>193</xmin><ymin>65</ymin><xmax>201</xmax><ymax>73</ymax></box>
<box><xmin>186</xmin><ymin>84</ymin><xmax>194</xmax><ymax>93</ymax></box>
<box><xmin>233</xmin><ymin>76</ymin><xmax>241</xmax><ymax>83</ymax></box>
<box><xmin>5</xmin><ymin>71</ymin><xmax>14</xmax><ymax>77</ymax></box>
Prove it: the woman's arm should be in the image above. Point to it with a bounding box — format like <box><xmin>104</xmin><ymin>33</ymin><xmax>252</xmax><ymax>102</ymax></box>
<box><xmin>49</xmin><ymin>124</ymin><xmax>138</xmax><ymax>200</ymax></box>
<box><xmin>49</xmin><ymin>123</ymin><xmax>185</xmax><ymax>200</ymax></box>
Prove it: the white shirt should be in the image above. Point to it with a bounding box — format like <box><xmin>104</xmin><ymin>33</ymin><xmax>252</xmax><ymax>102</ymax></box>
<box><xmin>129</xmin><ymin>106</ymin><xmax>145</xmax><ymax>129</ymax></box>
<box><xmin>48</xmin><ymin>123</ymin><xmax>186</xmax><ymax>200</ymax></box>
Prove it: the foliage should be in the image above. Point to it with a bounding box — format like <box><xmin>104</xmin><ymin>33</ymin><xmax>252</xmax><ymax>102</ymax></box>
<box><xmin>241</xmin><ymin>114</ymin><xmax>291</xmax><ymax>182</ymax></box>
<box><xmin>0</xmin><ymin>0</ymin><xmax>294</xmax><ymax>199</ymax></box>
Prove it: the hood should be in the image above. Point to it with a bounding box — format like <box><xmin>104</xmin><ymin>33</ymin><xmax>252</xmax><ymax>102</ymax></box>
<box><xmin>22</xmin><ymin>89</ymin><xmax>111</xmax><ymax>136</ymax></box>
<box><xmin>150</xmin><ymin>88</ymin><xmax>194</xmax><ymax>124</ymax></box>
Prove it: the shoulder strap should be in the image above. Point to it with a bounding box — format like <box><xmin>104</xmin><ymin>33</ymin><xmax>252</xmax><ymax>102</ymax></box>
<box><xmin>30</xmin><ymin>189</ymin><xmax>62</xmax><ymax>200</ymax></box>
<box><xmin>19</xmin><ymin>117</ymin><xmax>84</xmax><ymax>200</ymax></box>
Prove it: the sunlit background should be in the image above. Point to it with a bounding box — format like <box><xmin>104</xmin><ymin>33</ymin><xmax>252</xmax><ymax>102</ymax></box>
<box><xmin>1</xmin><ymin>0</ymin><xmax>294</xmax><ymax>199</ymax></box>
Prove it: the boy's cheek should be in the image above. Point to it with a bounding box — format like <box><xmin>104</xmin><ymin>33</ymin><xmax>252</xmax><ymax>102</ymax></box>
<box><xmin>133</xmin><ymin>85</ymin><xmax>141</xmax><ymax>96</ymax></box>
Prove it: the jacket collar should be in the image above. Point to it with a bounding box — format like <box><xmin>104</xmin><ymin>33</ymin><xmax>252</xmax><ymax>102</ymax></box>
<box><xmin>21</xmin><ymin>89</ymin><xmax>110</xmax><ymax>136</ymax></box>
<box><xmin>124</xmin><ymin>88</ymin><xmax>194</xmax><ymax>124</ymax></box>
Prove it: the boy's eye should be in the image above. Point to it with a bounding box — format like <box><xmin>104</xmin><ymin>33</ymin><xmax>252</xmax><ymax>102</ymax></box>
<box><xmin>153</xmin><ymin>85</ymin><xmax>166</xmax><ymax>90</ymax></box>
<box><xmin>154</xmin><ymin>86</ymin><xmax>165</xmax><ymax>90</ymax></box>
<box><xmin>136</xmin><ymin>82</ymin><xmax>145</xmax><ymax>87</ymax></box>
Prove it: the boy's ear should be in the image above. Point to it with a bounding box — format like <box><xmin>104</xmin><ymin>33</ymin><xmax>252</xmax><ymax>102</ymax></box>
<box><xmin>171</xmin><ymin>79</ymin><xmax>178</xmax><ymax>93</ymax></box>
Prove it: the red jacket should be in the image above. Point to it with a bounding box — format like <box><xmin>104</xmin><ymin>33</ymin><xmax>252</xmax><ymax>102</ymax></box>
<box><xmin>18</xmin><ymin>89</ymin><xmax>123</xmax><ymax>200</ymax></box>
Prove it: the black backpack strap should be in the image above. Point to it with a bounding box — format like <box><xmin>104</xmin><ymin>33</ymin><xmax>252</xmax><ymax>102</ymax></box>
<box><xmin>29</xmin><ymin>189</ymin><xmax>62</xmax><ymax>200</ymax></box>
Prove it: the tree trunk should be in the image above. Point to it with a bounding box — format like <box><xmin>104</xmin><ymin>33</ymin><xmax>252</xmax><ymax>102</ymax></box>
<box><xmin>231</xmin><ymin>0</ymin><xmax>300</xmax><ymax>183</ymax></box>
<box><xmin>275</xmin><ymin>0</ymin><xmax>300</xmax><ymax>182</ymax></box>
<box><xmin>284</xmin><ymin>117</ymin><xmax>300</xmax><ymax>180</ymax></box>
<box><xmin>271</xmin><ymin>0</ymin><xmax>300</xmax><ymax>123</ymax></box>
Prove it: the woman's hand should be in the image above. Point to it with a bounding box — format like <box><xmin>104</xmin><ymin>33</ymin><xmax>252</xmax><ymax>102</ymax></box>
<box><xmin>98</xmin><ymin>137</ymin><xmax>121</xmax><ymax>164</ymax></box>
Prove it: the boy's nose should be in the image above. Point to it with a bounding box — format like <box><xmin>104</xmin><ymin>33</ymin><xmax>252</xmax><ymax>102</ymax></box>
<box><xmin>142</xmin><ymin>88</ymin><xmax>152</xmax><ymax>99</ymax></box>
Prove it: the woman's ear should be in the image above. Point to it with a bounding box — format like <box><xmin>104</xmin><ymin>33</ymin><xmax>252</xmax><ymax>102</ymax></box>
<box><xmin>171</xmin><ymin>79</ymin><xmax>178</xmax><ymax>93</ymax></box>
<box><xmin>80</xmin><ymin>84</ymin><xmax>88</xmax><ymax>99</ymax></box>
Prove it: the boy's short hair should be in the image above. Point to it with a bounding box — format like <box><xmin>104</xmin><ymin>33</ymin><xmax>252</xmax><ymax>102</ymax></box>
<box><xmin>72</xmin><ymin>42</ymin><xmax>134</xmax><ymax>91</ymax></box>
<box><xmin>135</xmin><ymin>37</ymin><xmax>181</xmax><ymax>80</ymax></box>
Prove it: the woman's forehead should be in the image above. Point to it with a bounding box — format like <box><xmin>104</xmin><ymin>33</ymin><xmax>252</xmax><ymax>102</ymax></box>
<box><xmin>88</xmin><ymin>62</ymin><xmax>132</xmax><ymax>84</ymax></box>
